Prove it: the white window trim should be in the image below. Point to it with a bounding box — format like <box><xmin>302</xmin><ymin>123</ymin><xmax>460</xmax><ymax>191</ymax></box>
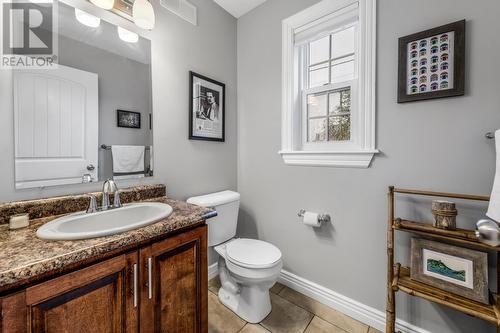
<box><xmin>280</xmin><ymin>0</ymin><xmax>377</xmax><ymax>168</ymax></box>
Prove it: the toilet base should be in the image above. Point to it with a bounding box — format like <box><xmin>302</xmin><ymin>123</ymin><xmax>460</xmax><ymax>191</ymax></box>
<box><xmin>216</xmin><ymin>256</ymin><xmax>274</xmax><ymax>323</ymax></box>
<box><xmin>218</xmin><ymin>284</ymin><xmax>272</xmax><ymax>324</ymax></box>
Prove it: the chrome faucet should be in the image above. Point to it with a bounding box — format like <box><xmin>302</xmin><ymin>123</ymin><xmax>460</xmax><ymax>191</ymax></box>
<box><xmin>102</xmin><ymin>179</ymin><xmax>122</xmax><ymax>210</ymax></box>
<box><xmin>85</xmin><ymin>179</ymin><xmax>123</xmax><ymax>213</ymax></box>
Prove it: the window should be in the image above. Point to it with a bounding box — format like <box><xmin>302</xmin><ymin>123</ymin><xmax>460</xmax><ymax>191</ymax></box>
<box><xmin>304</xmin><ymin>26</ymin><xmax>355</xmax><ymax>146</ymax></box>
<box><xmin>280</xmin><ymin>0</ymin><xmax>377</xmax><ymax>167</ymax></box>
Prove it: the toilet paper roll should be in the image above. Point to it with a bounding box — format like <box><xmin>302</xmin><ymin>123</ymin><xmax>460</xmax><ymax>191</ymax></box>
<box><xmin>303</xmin><ymin>211</ymin><xmax>321</xmax><ymax>227</ymax></box>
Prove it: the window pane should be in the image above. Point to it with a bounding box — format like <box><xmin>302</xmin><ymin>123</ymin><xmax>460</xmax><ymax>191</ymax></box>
<box><xmin>309</xmin><ymin>35</ymin><xmax>330</xmax><ymax>65</ymax></box>
<box><xmin>328</xmin><ymin>115</ymin><xmax>351</xmax><ymax>141</ymax></box>
<box><xmin>309</xmin><ymin>64</ymin><xmax>329</xmax><ymax>88</ymax></box>
<box><xmin>329</xmin><ymin>88</ymin><xmax>351</xmax><ymax>114</ymax></box>
<box><xmin>332</xmin><ymin>26</ymin><xmax>355</xmax><ymax>58</ymax></box>
<box><xmin>329</xmin><ymin>91</ymin><xmax>340</xmax><ymax>114</ymax></box>
<box><xmin>308</xmin><ymin>117</ymin><xmax>327</xmax><ymax>142</ymax></box>
<box><xmin>307</xmin><ymin>93</ymin><xmax>327</xmax><ymax>117</ymax></box>
<box><xmin>331</xmin><ymin>59</ymin><xmax>354</xmax><ymax>83</ymax></box>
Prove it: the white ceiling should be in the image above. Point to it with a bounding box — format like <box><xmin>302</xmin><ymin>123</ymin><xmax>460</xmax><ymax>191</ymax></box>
<box><xmin>214</xmin><ymin>0</ymin><xmax>268</xmax><ymax>18</ymax></box>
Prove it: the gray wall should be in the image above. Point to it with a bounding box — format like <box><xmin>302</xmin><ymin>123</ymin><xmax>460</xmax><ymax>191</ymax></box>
<box><xmin>237</xmin><ymin>0</ymin><xmax>500</xmax><ymax>332</ymax></box>
<box><xmin>0</xmin><ymin>0</ymin><xmax>237</xmax><ymax>202</ymax></box>
<box><xmin>58</xmin><ymin>35</ymin><xmax>153</xmax><ymax>180</ymax></box>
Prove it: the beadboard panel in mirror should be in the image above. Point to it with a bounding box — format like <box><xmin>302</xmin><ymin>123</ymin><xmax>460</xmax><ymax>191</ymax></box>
<box><xmin>13</xmin><ymin>1</ymin><xmax>153</xmax><ymax>189</ymax></box>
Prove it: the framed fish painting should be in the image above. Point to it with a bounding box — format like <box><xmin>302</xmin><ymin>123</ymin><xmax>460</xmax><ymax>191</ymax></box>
<box><xmin>398</xmin><ymin>20</ymin><xmax>465</xmax><ymax>103</ymax></box>
<box><xmin>410</xmin><ymin>238</ymin><xmax>488</xmax><ymax>304</ymax></box>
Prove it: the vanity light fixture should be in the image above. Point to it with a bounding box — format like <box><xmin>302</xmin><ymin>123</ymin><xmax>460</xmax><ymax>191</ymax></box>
<box><xmin>132</xmin><ymin>0</ymin><xmax>155</xmax><ymax>30</ymax></box>
<box><xmin>75</xmin><ymin>8</ymin><xmax>101</xmax><ymax>28</ymax></box>
<box><xmin>117</xmin><ymin>26</ymin><xmax>139</xmax><ymax>43</ymax></box>
<box><xmin>90</xmin><ymin>0</ymin><xmax>114</xmax><ymax>10</ymax></box>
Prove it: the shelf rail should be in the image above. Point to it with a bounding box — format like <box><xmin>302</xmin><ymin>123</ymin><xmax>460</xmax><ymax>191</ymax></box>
<box><xmin>393</xmin><ymin>187</ymin><xmax>490</xmax><ymax>202</ymax></box>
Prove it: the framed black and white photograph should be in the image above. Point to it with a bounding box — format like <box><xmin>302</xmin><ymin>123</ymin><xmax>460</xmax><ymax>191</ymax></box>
<box><xmin>411</xmin><ymin>238</ymin><xmax>489</xmax><ymax>304</ymax></box>
<box><xmin>398</xmin><ymin>20</ymin><xmax>465</xmax><ymax>103</ymax></box>
<box><xmin>189</xmin><ymin>71</ymin><xmax>225</xmax><ymax>142</ymax></box>
<box><xmin>117</xmin><ymin>110</ymin><xmax>141</xmax><ymax>129</ymax></box>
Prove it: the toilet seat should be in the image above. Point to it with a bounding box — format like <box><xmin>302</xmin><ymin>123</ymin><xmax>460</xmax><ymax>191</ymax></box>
<box><xmin>225</xmin><ymin>238</ymin><xmax>282</xmax><ymax>269</ymax></box>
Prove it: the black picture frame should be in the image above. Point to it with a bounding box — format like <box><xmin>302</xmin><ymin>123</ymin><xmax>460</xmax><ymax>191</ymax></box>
<box><xmin>189</xmin><ymin>71</ymin><xmax>226</xmax><ymax>142</ymax></box>
<box><xmin>398</xmin><ymin>20</ymin><xmax>465</xmax><ymax>103</ymax></box>
<box><xmin>117</xmin><ymin>110</ymin><xmax>141</xmax><ymax>129</ymax></box>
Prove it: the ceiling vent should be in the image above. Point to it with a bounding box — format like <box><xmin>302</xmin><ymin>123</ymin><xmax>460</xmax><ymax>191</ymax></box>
<box><xmin>159</xmin><ymin>0</ymin><xmax>197</xmax><ymax>26</ymax></box>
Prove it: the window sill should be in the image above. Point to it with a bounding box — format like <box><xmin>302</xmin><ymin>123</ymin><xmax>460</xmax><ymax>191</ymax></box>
<box><xmin>278</xmin><ymin>149</ymin><xmax>379</xmax><ymax>168</ymax></box>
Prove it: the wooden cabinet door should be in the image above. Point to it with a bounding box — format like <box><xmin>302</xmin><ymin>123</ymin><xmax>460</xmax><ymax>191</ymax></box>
<box><xmin>24</xmin><ymin>253</ymin><xmax>138</xmax><ymax>333</ymax></box>
<box><xmin>140</xmin><ymin>226</ymin><xmax>208</xmax><ymax>333</ymax></box>
<box><xmin>0</xmin><ymin>291</ymin><xmax>27</xmax><ymax>333</ymax></box>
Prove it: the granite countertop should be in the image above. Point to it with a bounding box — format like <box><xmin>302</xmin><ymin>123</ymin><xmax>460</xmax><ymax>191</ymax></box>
<box><xmin>0</xmin><ymin>196</ymin><xmax>214</xmax><ymax>293</ymax></box>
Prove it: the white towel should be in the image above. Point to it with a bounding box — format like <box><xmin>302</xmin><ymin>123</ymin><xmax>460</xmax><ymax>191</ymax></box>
<box><xmin>111</xmin><ymin>145</ymin><xmax>145</xmax><ymax>179</ymax></box>
<box><xmin>487</xmin><ymin>130</ymin><xmax>500</xmax><ymax>222</ymax></box>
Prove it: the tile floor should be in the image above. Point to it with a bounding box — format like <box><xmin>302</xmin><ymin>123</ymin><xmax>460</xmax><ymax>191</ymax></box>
<box><xmin>208</xmin><ymin>277</ymin><xmax>383</xmax><ymax>333</ymax></box>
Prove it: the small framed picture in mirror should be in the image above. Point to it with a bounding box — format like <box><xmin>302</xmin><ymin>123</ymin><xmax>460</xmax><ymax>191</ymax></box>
<box><xmin>117</xmin><ymin>110</ymin><xmax>141</xmax><ymax>129</ymax></box>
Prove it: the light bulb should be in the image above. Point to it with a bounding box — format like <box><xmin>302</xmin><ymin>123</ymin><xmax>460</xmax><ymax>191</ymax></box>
<box><xmin>117</xmin><ymin>26</ymin><xmax>139</xmax><ymax>43</ymax></box>
<box><xmin>75</xmin><ymin>8</ymin><xmax>100</xmax><ymax>28</ymax></box>
<box><xmin>90</xmin><ymin>0</ymin><xmax>114</xmax><ymax>10</ymax></box>
<box><xmin>132</xmin><ymin>0</ymin><xmax>155</xmax><ymax>30</ymax></box>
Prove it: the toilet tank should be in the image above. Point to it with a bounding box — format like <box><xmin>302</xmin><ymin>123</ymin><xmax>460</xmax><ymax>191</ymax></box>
<box><xmin>187</xmin><ymin>191</ymin><xmax>240</xmax><ymax>247</ymax></box>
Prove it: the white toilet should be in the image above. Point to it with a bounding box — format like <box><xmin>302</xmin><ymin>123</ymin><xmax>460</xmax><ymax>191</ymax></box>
<box><xmin>187</xmin><ymin>190</ymin><xmax>282</xmax><ymax>323</ymax></box>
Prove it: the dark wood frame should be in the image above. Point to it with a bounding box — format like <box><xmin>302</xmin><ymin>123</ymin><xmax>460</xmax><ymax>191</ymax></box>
<box><xmin>397</xmin><ymin>20</ymin><xmax>466</xmax><ymax>103</ymax></box>
<box><xmin>189</xmin><ymin>71</ymin><xmax>226</xmax><ymax>142</ymax></box>
<box><xmin>117</xmin><ymin>110</ymin><xmax>141</xmax><ymax>129</ymax></box>
<box><xmin>411</xmin><ymin>238</ymin><xmax>489</xmax><ymax>304</ymax></box>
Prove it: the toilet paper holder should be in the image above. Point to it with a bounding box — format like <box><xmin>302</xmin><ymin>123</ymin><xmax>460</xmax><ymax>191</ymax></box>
<box><xmin>297</xmin><ymin>209</ymin><xmax>331</xmax><ymax>224</ymax></box>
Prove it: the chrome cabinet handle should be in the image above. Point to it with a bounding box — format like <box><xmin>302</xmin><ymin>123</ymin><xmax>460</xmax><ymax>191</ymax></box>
<box><xmin>147</xmin><ymin>257</ymin><xmax>153</xmax><ymax>299</ymax></box>
<box><xmin>86</xmin><ymin>164</ymin><xmax>95</xmax><ymax>171</ymax></box>
<box><xmin>133</xmin><ymin>263</ymin><xmax>138</xmax><ymax>308</ymax></box>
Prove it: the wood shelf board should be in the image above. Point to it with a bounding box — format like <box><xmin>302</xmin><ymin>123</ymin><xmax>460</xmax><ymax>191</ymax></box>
<box><xmin>395</xmin><ymin>266</ymin><xmax>498</xmax><ymax>324</ymax></box>
<box><xmin>393</xmin><ymin>219</ymin><xmax>500</xmax><ymax>251</ymax></box>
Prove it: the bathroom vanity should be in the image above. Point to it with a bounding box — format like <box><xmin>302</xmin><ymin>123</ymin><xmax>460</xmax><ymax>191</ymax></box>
<box><xmin>0</xmin><ymin>185</ymin><xmax>212</xmax><ymax>333</ymax></box>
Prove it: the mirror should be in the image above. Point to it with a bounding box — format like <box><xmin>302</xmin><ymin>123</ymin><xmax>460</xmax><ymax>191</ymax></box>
<box><xmin>13</xmin><ymin>2</ymin><xmax>153</xmax><ymax>189</ymax></box>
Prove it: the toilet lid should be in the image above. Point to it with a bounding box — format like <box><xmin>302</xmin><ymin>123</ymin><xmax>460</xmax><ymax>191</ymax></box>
<box><xmin>225</xmin><ymin>239</ymin><xmax>282</xmax><ymax>269</ymax></box>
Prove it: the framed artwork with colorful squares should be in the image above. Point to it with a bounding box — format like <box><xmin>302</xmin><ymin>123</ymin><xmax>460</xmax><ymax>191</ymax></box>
<box><xmin>398</xmin><ymin>20</ymin><xmax>465</xmax><ymax>103</ymax></box>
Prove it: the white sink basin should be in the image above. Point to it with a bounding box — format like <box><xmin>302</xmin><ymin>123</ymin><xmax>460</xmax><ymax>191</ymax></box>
<box><xmin>36</xmin><ymin>202</ymin><xmax>173</xmax><ymax>241</ymax></box>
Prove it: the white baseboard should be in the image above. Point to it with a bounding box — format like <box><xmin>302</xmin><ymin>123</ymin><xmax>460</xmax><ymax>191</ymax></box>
<box><xmin>278</xmin><ymin>270</ymin><xmax>430</xmax><ymax>333</ymax></box>
<box><xmin>208</xmin><ymin>265</ymin><xmax>429</xmax><ymax>333</ymax></box>
<box><xmin>208</xmin><ymin>262</ymin><xmax>219</xmax><ymax>280</ymax></box>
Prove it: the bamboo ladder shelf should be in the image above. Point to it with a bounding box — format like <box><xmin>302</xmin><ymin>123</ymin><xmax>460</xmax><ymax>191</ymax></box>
<box><xmin>386</xmin><ymin>186</ymin><xmax>500</xmax><ymax>333</ymax></box>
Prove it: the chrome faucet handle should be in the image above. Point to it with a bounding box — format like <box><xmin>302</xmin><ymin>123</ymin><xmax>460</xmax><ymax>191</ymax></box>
<box><xmin>86</xmin><ymin>195</ymin><xmax>98</xmax><ymax>213</ymax></box>
<box><xmin>82</xmin><ymin>174</ymin><xmax>92</xmax><ymax>183</ymax></box>
<box><xmin>113</xmin><ymin>190</ymin><xmax>122</xmax><ymax>208</ymax></box>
